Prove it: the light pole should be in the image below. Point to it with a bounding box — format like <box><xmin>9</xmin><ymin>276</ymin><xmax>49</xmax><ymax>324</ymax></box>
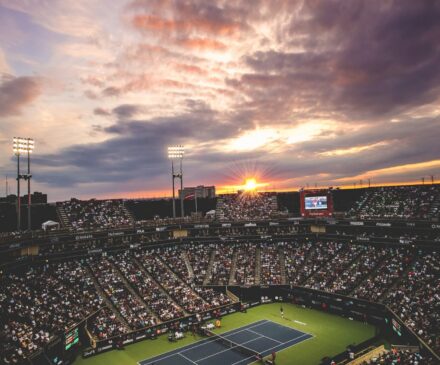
<box><xmin>13</xmin><ymin>137</ymin><xmax>34</xmax><ymax>231</ymax></box>
<box><xmin>168</xmin><ymin>145</ymin><xmax>185</xmax><ymax>218</ymax></box>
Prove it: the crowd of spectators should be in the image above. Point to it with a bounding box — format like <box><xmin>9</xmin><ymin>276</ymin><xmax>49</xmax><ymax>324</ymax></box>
<box><xmin>137</xmin><ymin>250</ymin><xmax>211</xmax><ymax>314</ymax></box>
<box><xmin>329</xmin><ymin>246</ymin><xmax>388</xmax><ymax>295</ymax></box>
<box><xmin>0</xmin><ymin>262</ymin><xmax>102</xmax><ymax>363</ymax></box>
<box><xmin>155</xmin><ymin>245</ymin><xmax>232</xmax><ymax>306</ymax></box>
<box><xmin>347</xmin><ymin>185</ymin><xmax>440</xmax><ymax>220</ymax></box>
<box><xmin>216</xmin><ymin>193</ymin><xmax>279</xmax><ymax>221</ymax></box>
<box><xmin>159</xmin><ymin>246</ymin><xmax>191</xmax><ymax>282</ymax></box>
<box><xmin>292</xmin><ymin>241</ymin><xmax>343</xmax><ymax>285</ymax></box>
<box><xmin>385</xmin><ymin>252</ymin><xmax>440</xmax><ymax>355</ymax></box>
<box><xmin>88</xmin><ymin>257</ymin><xmax>156</xmax><ymax>330</ymax></box>
<box><xmin>210</xmin><ymin>244</ymin><xmax>236</xmax><ymax>285</ymax></box>
<box><xmin>112</xmin><ymin>252</ymin><xmax>184</xmax><ymax>322</ymax></box>
<box><xmin>1</xmin><ymin>241</ymin><xmax>439</xmax><ymax>363</ymax></box>
<box><xmin>234</xmin><ymin>242</ymin><xmax>257</xmax><ymax>285</ymax></box>
<box><xmin>365</xmin><ymin>349</ymin><xmax>433</xmax><ymax>365</ymax></box>
<box><xmin>260</xmin><ymin>243</ymin><xmax>282</xmax><ymax>285</ymax></box>
<box><xmin>89</xmin><ymin>307</ymin><xmax>128</xmax><ymax>341</ymax></box>
<box><xmin>61</xmin><ymin>198</ymin><xmax>133</xmax><ymax>230</ymax></box>
<box><xmin>186</xmin><ymin>243</ymin><xmax>212</xmax><ymax>285</ymax></box>
<box><xmin>353</xmin><ymin>247</ymin><xmax>414</xmax><ymax>302</ymax></box>
<box><xmin>193</xmin><ymin>287</ymin><xmax>231</xmax><ymax>308</ymax></box>
<box><xmin>304</xmin><ymin>243</ymin><xmax>366</xmax><ymax>291</ymax></box>
<box><xmin>282</xmin><ymin>241</ymin><xmax>313</xmax><ymax>284</ymax></box>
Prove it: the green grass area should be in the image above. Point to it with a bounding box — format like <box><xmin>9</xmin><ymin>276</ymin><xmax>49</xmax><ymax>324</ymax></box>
<box><xmin>74</xmin><ymin>303</ymin><xmax>376</xmax><ymax>365</ymax></box>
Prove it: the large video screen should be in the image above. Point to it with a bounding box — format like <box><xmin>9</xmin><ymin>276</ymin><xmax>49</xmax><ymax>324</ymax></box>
<box><xmin>305</xmin><ymin>196</ymin><xmax>328</xmax><ymax>210</ymax></box>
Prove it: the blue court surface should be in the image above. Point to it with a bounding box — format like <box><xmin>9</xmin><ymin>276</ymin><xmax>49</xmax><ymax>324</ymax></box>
<box><xmin>138</xmin><ymin>320</ymin><xmax>313</xmax><ymax>365</ymax></box>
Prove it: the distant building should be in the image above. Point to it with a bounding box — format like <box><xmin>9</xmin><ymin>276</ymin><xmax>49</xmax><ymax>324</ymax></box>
<box><xmin>26</xmin><ymin>192</ymin><xmax>48</xmax><ymax>204</ymax></box>
<box><xmin>179</xmin><ymin>185</ymin><xmax>216</xmax><ymax>200</ymax></box>
<box><xmin>0</xmin><ymin>192</ymin><xmax>47</xmax><ymax>205</ymax></box>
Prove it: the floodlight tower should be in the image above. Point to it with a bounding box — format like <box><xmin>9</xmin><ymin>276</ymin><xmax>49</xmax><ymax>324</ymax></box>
<box><xmin>13</xmin><ymin>137</ymin><xmax>34</xmax><ymax>231</ymax></box>
<box><xmin>167</xmin><ymin>145</ymin><xmax>185</xmax><ymax>218</ymax></box>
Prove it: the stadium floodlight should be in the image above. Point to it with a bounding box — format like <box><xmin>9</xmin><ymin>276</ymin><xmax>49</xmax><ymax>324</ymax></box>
<box><xmin>13</xmin><ymin>137</ymin><xmax>34</xmax><ymax>231</ymax></box>
<box><xmin>167</xmin><ymin>145</ymin><xmax>185</xmax><ymax>219</ymax></box>
<box><xmin>167</xmin><ymin>145</ymin><xmax>185</xmax><ymax>159</ymax></box>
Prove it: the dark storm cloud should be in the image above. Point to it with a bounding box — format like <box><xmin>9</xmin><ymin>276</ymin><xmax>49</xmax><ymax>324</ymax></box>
<box><xmin>112</xmin><ymin>104</ymin><xmax>145</xmax><ymax>118</ymax></box>
<box><xmin>270</xmin><ymin>117</ymin><xmax>440</xmax><ymax>182</ymax></box>
<box><xmin>93</xmin><ymin>107</ymin><xmax>110</xmax><ymax>116</ymax></box>
<box><xmin>239</xmin><ymin>0</ymin><xmax>440</xmax><ymax>121</ymax></box>
<box><xmin>102</xmin><ymin>86</ymin><xmax>121</xmax><ymax>97</ymax></box>
<box><xmin>32</xmin><ymin>103</ymin><xmax>254</xmax><ymax>187</ymax></box>
<box><xmin>32</xmin><ymin>104</ymin><xmax>440</xmax><ymax>193</ymax></box>
<box><xmin>0</xmin><ymin>76</ymin><xmax>42</xmax><ymax>116</ymax></box>
<box><xmin>297</xmin><ymin>118</ymin><xmax>440</xmax><ymax>156</ymax></box>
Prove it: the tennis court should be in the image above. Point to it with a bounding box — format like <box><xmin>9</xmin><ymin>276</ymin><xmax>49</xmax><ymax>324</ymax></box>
<box><xmin>138</xmin><ymin>320</ymin><xmax>313</xmax><ymax>365</ymax></box>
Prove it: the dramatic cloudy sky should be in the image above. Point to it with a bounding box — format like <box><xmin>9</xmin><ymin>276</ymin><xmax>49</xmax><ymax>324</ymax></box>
<box><xmin>1</xmin><ymin>0</ymin><xmax>439</xmax><ymax>201</ymax></box>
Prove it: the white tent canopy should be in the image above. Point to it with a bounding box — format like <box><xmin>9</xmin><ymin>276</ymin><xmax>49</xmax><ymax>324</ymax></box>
<box><xmin>42</xmin><ymin>220</ymin><xmax>60</xmax><ymax>231</ymax></box>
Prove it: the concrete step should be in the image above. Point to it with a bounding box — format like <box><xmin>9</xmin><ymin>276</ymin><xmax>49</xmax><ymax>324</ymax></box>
<box><xmin>228</xmin><ymin>250</ymin><xmax>238</xmax><ymax>285</ymax></box>
<box><xmin>279</xmin><ymin>248</ymin><xmax>287</xmax><ymax>285</ymax></box>
<box><xmin>182</xmin><ymin>251</ymin><xmax>194</xmax><ymax>280</ymax></box>
<box><xmin>255</xmin><ymin>246</ymin><xmax>261</xmax><ymax>285</ymax></box>
<box><xmin>133</xmin><ymin>256</ymin><xmax>188</xmax><ymax>316</ymax></box>
<box><xmin>109</xmin><ymin>258</ymin><xmax>160</xmax><ymax>323</ymax></box>
<box><xmin>85</xmin><ymin>265</ymin><xmax>130</xmax><ymax>330</ymax></box>
<box><xmin>202</xmin><ymin>249</ymin><xmax>216</xmax><ymax>285</ymax></box>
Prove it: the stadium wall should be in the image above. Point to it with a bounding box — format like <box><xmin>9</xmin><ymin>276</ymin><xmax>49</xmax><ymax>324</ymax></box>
<box><xmin>82</xmin><ymin>302</ymin><xmax>241</xmax><ymax>358</ymax></box>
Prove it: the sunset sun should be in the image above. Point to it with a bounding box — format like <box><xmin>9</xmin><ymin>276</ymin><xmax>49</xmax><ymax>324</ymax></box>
<box><xmin>244</xmin><ymin>178</ymin><xmax>258</xmax><ymax>192</ymax></box>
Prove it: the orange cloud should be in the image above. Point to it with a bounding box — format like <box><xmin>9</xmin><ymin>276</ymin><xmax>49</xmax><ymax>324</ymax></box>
<box><xmin>132</xmin><ymin>14</ymin><xmax>240</xmax><ymax>36</ymax></box>
<box><xmin>174</xmin><ymin>63</ymin><xmax>208</xmax><ymax>76</ymax></box>
<box><xmin>178</xmin><ymin>38</ymin><xmax>227</xmax><ymax>51</ymax></box>
<box><xmin>334</xmin><ymin>159</ymin><xmax>440</xmax><ymax>182</ymax></box>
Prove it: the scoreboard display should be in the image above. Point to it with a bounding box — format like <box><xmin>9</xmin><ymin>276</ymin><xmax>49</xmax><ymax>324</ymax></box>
<box><xmin>65</xmin><ymin>327</ymin><xmax>79</xmax><ymax>350</ymax></box>
<box><xmin>305</xmin><ymin>196</ymin><xmax>328</xmax><ymax>210</ymax></box>
<box><xmin>391</xmin><ymin>318</ymin><xmax>402</xmax><ymax>336</ymax></box>
<box><xmin>300</xmin><ymin>189</ymin><xmax>333</xmax><ymax>217</ymax></box>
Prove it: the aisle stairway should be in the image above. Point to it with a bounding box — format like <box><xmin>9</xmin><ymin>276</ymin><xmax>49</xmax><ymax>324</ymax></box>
<box><xmin>380</xmin><ymin>254</ymin><xmax>417</xmax><ymax>301</ymax></box>
<box><xmin>228</xmin><ymin>250</ymin><xmax>238</xmax><ymax>285</ymax></box>
<box><xmin>56</xmin><ymin>204</ymin><xmax>71</xmax><ymax>229</ymax></box>
<box><xmin>182</xmin><ymin>252</ymin><xmax>194</xmax><ymax>280</ymax></box>
<box><xmin>215</xmin><ymin>198</ymin><xmax>225</xmax><ymax>220</ymax></box>
<box><xmin>157</xmin><ymin>256</ymin><xmax>208</xmax><ymax>305</ymax></box>
<box><xmin>203</xmin><ymin>249</ymin><xmax>216</xmax><ymax>285</ymax></box>
<box><xmin>347</xmin><ymin>251</ymin><xmax>391</xmax><ymax>296</ymax></box>
<box><xmin>133</xmin><ymin>256</ymin><xmax>188</xmax><ymax>316</ymax></box>
<box><xmin>122</xmin><ymin>202</ymin><xmax>135</xmax><ymax>225</ymax></box>
<box><xmin>255</xmin><ymin>246</ymin><xmax>261</xmax><ymax>285</ymax></box>
<box><xmin>279</xmin><ymin>248</ymin><xmax>287</xmax><ymax>285</ymax></box>
<box><xmin>85</xmin><ymin>265</ymin><xmax>130</xmax><ymax>329</ymax></box>
<box><xmin>109</xmin><ymin>259</ymin><xmax>159</xmax><ymax>322</ymax></box>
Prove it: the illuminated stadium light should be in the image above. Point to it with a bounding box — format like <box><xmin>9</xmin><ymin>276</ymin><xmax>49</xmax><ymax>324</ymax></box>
<box><xmin>13</xmin><ymin>137</ymin><xmax>34</xmax><ymax>155</ymax></box>
<box><xmin>168</xmin><ymin>145</ymin><xmax>185</xmax><ymax>218</ymax></box>
<box><xmin>12</xmin><ymin>137</ymin><xmax>35</xmax><ymax>232</ymax></box>
<box><xmin>167</xmin><ymin>145</ymin><xmax>185</xmax><ymax>159</ymax></box>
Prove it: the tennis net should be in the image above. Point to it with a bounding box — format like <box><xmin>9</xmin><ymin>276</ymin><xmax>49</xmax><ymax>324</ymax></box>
<box><xmin>203</xmin><ymin>328</ymin><xmax>262</xmax><ymax>360</ymax></box>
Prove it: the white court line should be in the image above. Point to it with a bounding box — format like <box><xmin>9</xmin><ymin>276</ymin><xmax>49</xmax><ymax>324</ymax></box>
<box><xmin>294</xmin><ymin>320</ymin><xmax>307</xmax><ymax>325</ymax></box>
<box><xmin>244</xmin><ymin>328</ymin><xmax>282</xmax><ymax>344</ymax></box>
<box><xmin>193</xmin><ymin>335</ymin><xmax>265</xmax><ymax>363</ymax></box>
<box><xmin>179</xmin><ymin>352</ymin><xmax>198</xmax><ymax>364</ymax></box>
<box><xmin>230</xmin><ymin>333</ymin><xmax>315</xmax><ymax>365</ymax></box>
<box><xmin>140</xmin><ymin>320</ymin><xmax>270</xmax><ymax>365</ymax></box>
